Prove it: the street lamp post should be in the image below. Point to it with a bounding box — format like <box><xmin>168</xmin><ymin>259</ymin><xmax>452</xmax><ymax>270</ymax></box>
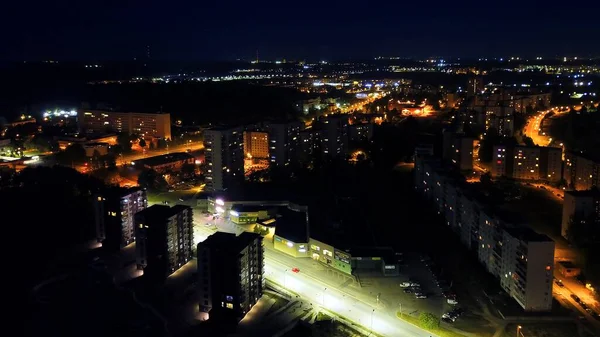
<box><xmin>370</xmin><ymin>309</ymin><xmax>375</xmax><ymax>336</ymax></box>
<box><xmin>322</xmin><ymin>288</ymin><xmax>327</xmax><ymax>308</ymax></box>
<box><xmin>399</xmin><ymin>302</ymin><xmax>402</xmax><ymax>317</ymax></box>
<box><xmin>517</xmin><ymin>325</ymin><xmax>523</xmax><ymax>337</ymax></box>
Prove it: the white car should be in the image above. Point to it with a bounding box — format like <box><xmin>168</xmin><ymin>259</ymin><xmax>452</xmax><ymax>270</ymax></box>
<box><xmin>400</xmin><ymin>282</ymin><xmax>411</xmax><ymax>288</ymax></box>
<box><xmin>410</xmin><ymin>282</ymin><xmax>420</xmax><ymax>287</ymax></box>
<box><xmin>447</xmin><ymin>298</ymin><xmax>459</xmax><ymax>305</ymax></box>
<box><xmin>415</xmin><ymin>294</ymin><xmax>428</xmax><ymax>299</ymax></box>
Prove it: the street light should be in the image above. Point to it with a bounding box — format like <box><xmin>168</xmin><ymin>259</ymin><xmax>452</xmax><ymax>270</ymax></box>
<box><xmin>517</xmin><ymin>325</ymin><xmax>523</xmax><ymax>337</ymax></box>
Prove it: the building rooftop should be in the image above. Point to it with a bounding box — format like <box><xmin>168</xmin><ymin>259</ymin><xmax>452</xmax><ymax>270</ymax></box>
<box><xmin>565</xmin><ymin>189</ymin><xmax>600</xmax><ymax>198</ymax></box>
<box><xmin>101</xmin><ymin>186</ymin><xmax>145</xmax><ymax>199</ymax></box>
<box><xmin>231</xmin><ymin>204</ymin><xmax>269</xmax><ymax>213</ymax></box>
<box><xmin>503</xmin><ymin>226</ymin><xmax>552</xmax><ymax>243</ymax></box>
<box><xmin>274</xmin><ymin>207</ymin><xmax>309</xmax><ymax>244</ymax></box>
<box><xmin>199</xmin><ymin>232</ymin><xmax>261</xmax><ymax>253</ymax></box>
<box><xmin>347</xmin><ymin>246</ymin><xmax>398</xmax><ymax>264</ymax></box>
<box><xmin>132</xmin><ymin>152</ymin><xmax>194</xmax><ymax>167</ymax></box>
<box><xmin>136</xmin><ymin>204</ymin><xmax>190</xmax><ymax>220</ymax></box>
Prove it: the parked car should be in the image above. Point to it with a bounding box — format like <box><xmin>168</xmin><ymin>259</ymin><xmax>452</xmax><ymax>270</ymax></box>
<box><xmin>415</xmin><ymin>294</ymin><xmax>428</xmax><ymax>299</ymax></box>
<box><xmin>403</xmin><ymin>288</ymin><xmax>414</xmax><ymax>294</ymax></box>
<box><xmin>400</xmin><ymin>282</ymin><xmax>411</xmax><ymax>288</ymax></box>
<box><xmin>409</xmin><ymin>282</ymin><xmax>420</xmax><ymax>287</ymax></box>
<box><xmin>291</xmin><ymin>267</ymin><xmax>300</xmax><ymax>273</ymax></box>
<box><xmin>571</xmin><ymin>294</ymin><xmax>581</xmax><ymax>303</ymax></box>
<box><xmin>442</xmin><ymin>316</ymin><xmax>454</xmax><ymax>323</ymax></box>
<box><xmin>447</xmin><ymin>298</ymin><xmax>459</xmax><ymax>305</ymax></box>
<box><xmin>554</xmin><ymin>279</ymin><xmax>564</xmax><ymax>287</ymax></box>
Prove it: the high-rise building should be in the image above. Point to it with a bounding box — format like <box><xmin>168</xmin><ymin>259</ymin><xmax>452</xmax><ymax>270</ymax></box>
<box><xmin>564</xmin><ymin>152</ymin><xmax>600</xmax><ymax>190</ymax></box>
<box><xmin>78</xmin><ymin>110</ymin><xmax>171</xmax><ymax>139</ymax></box>
<box><xmin>442</xmin><ymin>130</ymin><xmax>473</xmax><ymax>171</ymax></box>
<box><xmin>319</xmin><ymin>114</ymin><xmax>349</xmax><ymax>158</ymax></box>
<box><xmin>243</xmin><ymin>131</ymin><xmax>269</xmax><ymax>159</ymax></box>
<box><xmin>94</xmin><ymin>187</ymin><xmax>148</xmax><ymax>251</ymax></box>
<box><xmin>561</xmin><ymin>190</ymin><xmax>600</xmax><ymax>239</ymax></box>
<box><xmin>348</xmin><ymin>123</ymin><xmax>374</xmax><ymax>145</ymax></box>
<box><xmin>198</xmin><ymin>232</ymin><xmax>264</xmax><ymax>321</ymax></box>
<box><xmin>204</xmin><ymin>126</ymin><xmax>244</xmax><ymax>192</ymax></box>
<box><xmin>467</xmin><ymin>76</ymin><xmax>485</xmax><ymax>96</ymax></box>
<box><xmin>500</xmin><ymin>228</ymin><xmax>554</xmax><ymax>311</ymax></box>
<box><xmin>135</xmin><ymin>204</ymin><xmax>194</xmax><ymax>280</ymax></box>
<box><xmin>492</xmin><ymin>145</ymin><xmax>562</xmax><ymax>183</ymax></box>
<box><xmin>266</xmin><ymin>121</ymin><xmax>303</xmax><ymax>167</ymax></box>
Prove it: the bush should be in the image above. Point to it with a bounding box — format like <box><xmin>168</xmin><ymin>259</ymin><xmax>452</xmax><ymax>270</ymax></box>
<box><xmin>419</xmin><ymin>312</ymin><xmax>440</xmax><ymax>330</ymax></box>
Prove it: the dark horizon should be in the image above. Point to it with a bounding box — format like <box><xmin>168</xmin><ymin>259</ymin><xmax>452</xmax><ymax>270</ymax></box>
<box><xmin>2</xmin><ymin>0</ymin><xmax>600</xmax><ymax>62</ymax></box>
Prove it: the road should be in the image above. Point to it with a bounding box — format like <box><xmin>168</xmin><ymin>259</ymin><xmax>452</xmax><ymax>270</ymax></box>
<box><xmin>264</xmin><ymin>248</ymin><xmax>433</xmax><ymax>337</ymax></box>
<box><xmin>523</xmin><ymin>110</ymin><xmax>553</xmax><ymax>146</ymax></box>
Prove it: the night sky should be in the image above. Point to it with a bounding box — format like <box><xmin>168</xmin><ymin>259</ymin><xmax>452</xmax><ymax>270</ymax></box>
<box><xmin>2</xmin><ymin>0</ymin><xmax>599</xmax><ymax>61</ymax></box>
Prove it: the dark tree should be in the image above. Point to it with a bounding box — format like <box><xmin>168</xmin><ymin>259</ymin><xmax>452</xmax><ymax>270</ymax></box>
<box><xmin>137</xmin><ymin>169</ymin><xmax>168</xmax><ymax>191</ymax></box>
<box><xmin>139</xmin><ymin>138</ymin><xmax>147</xmax><ymax>149</ymax></box>
<box><xmin>56</xmin><ymin>143</ymin><xmax>87</xmax><ymax>166</ymax></box>
<box><xmin>116</xmin><ymin>133</ymin><xmax>132</xmax><ymax>153</ymax></box>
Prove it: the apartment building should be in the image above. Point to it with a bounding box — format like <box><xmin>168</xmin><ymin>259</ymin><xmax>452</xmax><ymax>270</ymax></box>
<box><xmin>135</xmin><ymin>205</ymin><xmax>194</xmax><ymax>280</ymax></box>
<box><xmin>93</xmin><ymin>187</ymin><xmax>148</xmax><ymax>251</ymax></box>
<box><xmin>348</xmin><ymin>123</ymin><xmax>374</xmax><ymax>144</ymax></box>
<box><xmin>204</xmin><ymin>126</ymin><xmax>244</xmax><ymax>192</ymax></box>
<box><xmin>500</xmin><ymin>228</ymin><xmax>554</xmax><ymax>311</ymax></box>
<box><xmin>415</xmin><ymin>156</ymin><xmax>555</xmax><ymax>311</ymax></box>
<box><xmin>319</xmin><ymin>114</ymin><xmax>349</xmax><ymax>158</ymax></box>
<box><xmin>564</xmin><ymin>152</ymin><xmax>600</xmax><ymax>190</ymax></box>
<box><xmin>561</xmin><ymin>190</ymin><xmax>600</xmax><ymax>239</ymax></box>
<box><xmin>243</xmin><ymin>131</ymin><xmax>269</xmax><ymax>159</ymax></box>
<box><xmin>442</xmin><ymin>130</ymin><xmax>474</xmax><ymax>171</ymax></box>
<box><xmin>78</xmin><ymin>110</ymin><xmax>171</xmax><ymax>139</ymax></box>
<box><xmin>197</xmin><ymin>232</ymin><xmax>264</xmax><ymax>321</ymax></box>
<box><xmin>492</xmin><ymin>145</ymin><xmax>562</xmax><ymax>183</ymax></box>
<box><xmin>266</xmin><ymin>121</ymin><xmax>303</xmax><ymax>167</ymax></box>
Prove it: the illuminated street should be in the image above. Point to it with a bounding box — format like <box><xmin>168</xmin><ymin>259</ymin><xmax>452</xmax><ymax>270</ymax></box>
<box><xmin>262</xmin><ymin>244</ymin><xmax>433</xmax><ymax>337</ymax></box>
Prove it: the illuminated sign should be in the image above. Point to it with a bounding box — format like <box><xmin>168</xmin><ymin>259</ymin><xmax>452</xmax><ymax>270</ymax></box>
<box><xmin>384</xmin><ymin>265</ymin><xmax>396</xmax><ymax>270</ymax></box>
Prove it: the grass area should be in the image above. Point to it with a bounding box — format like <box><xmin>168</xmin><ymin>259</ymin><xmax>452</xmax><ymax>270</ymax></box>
<box><xmin>395</xmin><ymin>312</ymin><xmax>466</xmax><ymax>337</ymax></box>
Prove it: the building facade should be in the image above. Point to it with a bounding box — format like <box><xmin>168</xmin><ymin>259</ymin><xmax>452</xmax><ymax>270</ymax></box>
<box><xmin>135</xmin><ymin>205</ymin><xmax>194</xmax><ymax>280</ymax></box>
<box><xmin>266</xmin><ymin>121</ymin><xmax>303</xmax><ymax>167</ymax></box>
<box><xmin>78</xmin><ymin>110</ymin><xmax>171</xmax><ymax>139</ymax></box>
<box><xmin>94</xmin><ymin>187</ymin><xmax>148</xmax><ymax>251</ymax></box>
<box><xmin>243</xmin><ymin>131</ymin><xmax>269</xmax><ymax>159</ymax></box>
<box><xmin>564</xmin><ymin>152</ymin><xmax>600</xmax><ymax>190</ymax></box>
<box><xmin>561</xmin><ymin>190</ymin><xmax>600</xmax><ymax>239</ymax></box>
<box><xmin>492</xmin><ymin>145</ymin><xmax>562</xmax><ymax>183</ymax></box>
<box><xmin>415</xmin><ymin>155</ymin><xmax>555</xmax><ymax>311</ymax></box>
<box><xmin>197</xmin><ymin>232</ymin><xmax>264</xmax><ymax>321</ymax></box>
<box><xmin>204</xmin><ymin>127</ymin><xmax>244</xmax><ymax>192</ymax></box>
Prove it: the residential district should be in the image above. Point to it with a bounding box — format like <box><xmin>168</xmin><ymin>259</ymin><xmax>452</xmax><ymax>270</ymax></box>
<box><xmin>4</xmin><ymin>57</ymin><xmax>600</xmax><ymax>337</ymax></box>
